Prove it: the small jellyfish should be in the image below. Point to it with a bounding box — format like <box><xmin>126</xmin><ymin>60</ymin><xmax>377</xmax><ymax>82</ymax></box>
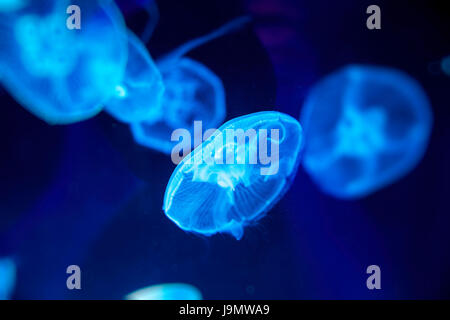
<box><xmin>0</xmin><ymin>258</ymin><xmax>15</xmax><ymax>300</ymax></box>
<box><xmin>125</xmin><ymin>283</ymin><xmax>202</xmax><ymax>300</ymax></box>
<box><xmin>0</xmin><ymin>0</ymin><xmax>128</xmax><ymax>124</ymax></box>
<box><xmin>105</xmin><ymin>30</ymin><xmax>165</xmax><ymax>123</ymax></box>
<box><xmin>163</xmin><ymin>111</ymin><xmax>303</xmax><ymax>240</ymax></box>
<box><xmin>131</xmin><ymin>16</ymin><xmax>250</xmax><ymax>154</ymax></box>
<box><xmin>300</xmin><ymin>65</ymin><xmax>433</xmax><ymax>199</ymax></box>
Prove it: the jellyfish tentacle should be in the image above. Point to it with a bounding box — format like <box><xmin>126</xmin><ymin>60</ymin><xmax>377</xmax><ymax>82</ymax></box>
<box><xmin>140</xmin><ymin>0</ymin><xmax>159</xmax><ymax>44</ymax></box>
<box><xmin>158</xmin><ymin>15</ymin><xmax>251</xmax><ymax>65</ymax></box>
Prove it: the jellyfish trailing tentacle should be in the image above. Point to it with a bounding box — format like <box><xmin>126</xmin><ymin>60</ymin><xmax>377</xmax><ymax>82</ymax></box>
<box><xmin>157</xmin><ymin>15</ymin><xmax>251</xmax><ymax>67</ymax></box>
<box><xmin>140</xmin><ymin>0</ymin><xmax>159</xmax><ymax>44</ymax></box>
<box><xmin>163</xmin><ymin>111</ymin><xmax>303</xmax><ymax>240</ymax></box>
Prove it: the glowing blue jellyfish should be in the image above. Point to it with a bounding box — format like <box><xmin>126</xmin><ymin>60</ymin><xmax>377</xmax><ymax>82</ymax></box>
<box><xmin>163</xmin><ymin>111</ymin><xmax>303</xmax><ymax>240</ymax></box>
<box><xmin>0</xmin><ymin>258</ymin><xmax>15</xmax><ymax>300</ymax></box>
<box><xmin>132</xmin><ymin>57</ymin><xmax>225</xmax><ymax>152</ymax></box>
<box><xmin>125</xmin><ymin>283</ymin><xmax>202</xmax><ymax>300</ymax></box>
<box><xmin>0</xmin><ymin>0</ymin><xmax>128</xmax><ymax>124</ymax></box>
<box><xmin>131</xmin><ymin>16</ymin><xmax>250</xmax><ymax>154</ymax></box>
<box><xmin>300</xmin><ymin>65</ymin><xmax>433</xmax><ymax>199</ymax></box>
<box><xmin>105</xmin><ymin>30</ymin><xmax>164</xmax><ymax>123</ymax></box>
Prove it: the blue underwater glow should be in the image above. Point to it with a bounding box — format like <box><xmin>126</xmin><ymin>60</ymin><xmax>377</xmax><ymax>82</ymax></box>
<box><xmin>0</xmin><ymin>0</ymin><xmax>27</xmax><ymax>12</ymax></box>
<box><xmin>105</xmin><ymin>30</ymin><xmax>164</xmax><ymax>123</ymax></box>
<box><xmin>0</xmin><ymin>258</ymin><xmax>15</xmax><ymax>300</ymax></box>
<box><xmin>125</xmin><ymin>283</ymin><xmax>202</xmax><ymax>300</ymax></box>
<box><xmin>131</xmin><ymin>16</ymin><xmax>250</xmax><ymax>154</ymax></box>
<box><xmin>300</xmin><ymin>65</ymin><xmax>433</xmax><ymax>199</ymax></box>
<box><xmin>0</xmin><ymin>0</ymin><xmax>128</xmax><ymax>124</ymax></box>
<box><xmin>163</xmin><ymin>111</ymin><xmax>303</xmax><ymax>240</ymax></box>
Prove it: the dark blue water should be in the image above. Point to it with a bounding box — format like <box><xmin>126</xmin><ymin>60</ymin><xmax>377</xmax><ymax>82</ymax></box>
<box><xmin>1</xmin><ymin>0</ymin><xmax>449</xmax><ymax>299</ymax></box>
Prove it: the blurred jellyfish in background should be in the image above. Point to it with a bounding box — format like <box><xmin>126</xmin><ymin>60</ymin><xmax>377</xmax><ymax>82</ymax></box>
<box><xmin>164</xmin><ymin>111</ymin><xmax>303</xmax><ymax>240</ymax></box>
<box><xmin>105</xmin><ymin>30</ymin><xmax>164</xmax><ymax>123</ymax></box>
<box><xmin>300</xmin><ymin>65</ymin><xmax>433</xmax><ymax>199</ymax></box>
<box><xmin>0</xmin><ymin>0</ymin><xmax>128</xmax><ymax>124</ymax></box>
<box><xmin>441</xmin><ymin>55</ymin><xmax>450</xmax><ymax>77</ymax></box>
<box><xmin>132</xmin><ymin>57</ymin><xmax>225</xmax><ymax>153</ymax></box>
<box><xmin>131</xmin><ymin>16</ymin><xmax>250</xmax><ymax>154</ymax></box>
<box><xmin>0</xmin><ymin>258</ymin><xmax>15</xmax><ymax>300</ymax></box>
<box><xmin>125</xmin><ymin>283</ymin><xmax>202</xmax><ymax>300</ymax></box>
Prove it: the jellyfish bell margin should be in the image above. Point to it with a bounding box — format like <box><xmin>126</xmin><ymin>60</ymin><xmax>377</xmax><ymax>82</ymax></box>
<box><xmin>163</xmin><ymin>111</ymin><xmax>303</xmax><ymax>240</ymax></box>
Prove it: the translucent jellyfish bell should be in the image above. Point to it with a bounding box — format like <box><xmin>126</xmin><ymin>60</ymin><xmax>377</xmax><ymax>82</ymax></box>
<box><xmin>163</xmin><ymin>111</ymin><xmax>303</xmax><ymax>240</ymax></box>
<box><xmin>131</xmin><ymin>16</ymin><xmax>250</xmax><ymax>154</ymax></box>
<box><xmin>125</xmin><ymin>283</ymin><xmax>202</xmax><ymax>300</ymax></box>
<box><xmin>300</xmin><ymin>65</ymin><xmax>433</xmax><ymax>199</ymax></box>
<box><xmin>0</xmin><ymin>0</ymin><xmax>128</xmax><ymax>124</ymax></box>
<box><xmin>0</xmin><ymin>258</ymin><xmax>15</xmax><ymax>300</ymax></box>
<box><xmin>132</xmin><ymin>57</ymin><xmax>225</xmax><ymax>152</ymax></box>
<box><xmin>105</xmin><ymin>30</ymin><xmax>164</xmax><ymax>123</ymax></box>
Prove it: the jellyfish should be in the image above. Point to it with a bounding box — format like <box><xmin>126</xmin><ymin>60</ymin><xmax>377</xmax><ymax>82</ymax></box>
<box><xmin>0</xmin><ymin>0</ymin><xmax>128</xmax><ymax>124</ymax></box>
<box><xmin>125</xmin><ymin>283</ymin><xmax>202</xmax><ymax>300</ymax></box>
<box><xmin>104</xmin><ymin>30</ymin><xmax>165</xmax><ymax>123</ymax></box>
<box><xmin>300</xmin><ymin>65</ymin><xmax>433</xmax><ymax>199</ymax></box>
<box><xmin>163</xmin><ymin>111</ymin><xmax>303</xmax><ymax>240</ymax></box>
<box><xmin>130</xmin><ymin>16</ymin><xmax>250</xmax><ymax>154</ymax></box>
<box><xmin>0</xmin><ymin>258</ymin><xmax>15</xmax><ymax>300</ymax></box>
